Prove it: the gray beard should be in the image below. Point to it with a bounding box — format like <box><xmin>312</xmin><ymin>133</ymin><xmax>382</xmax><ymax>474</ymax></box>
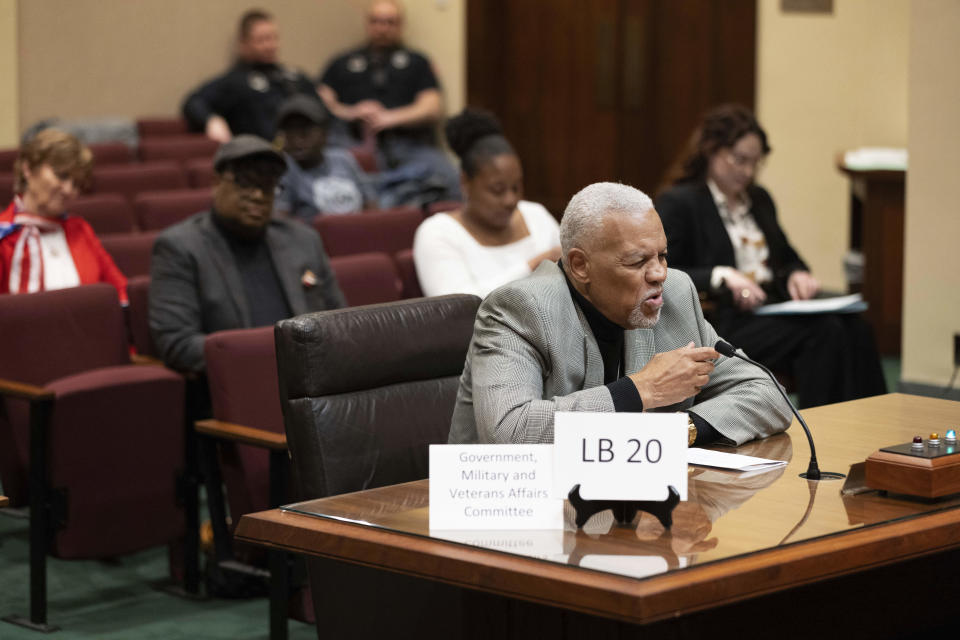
<box><xmin>628</xmin><ymin>305</ymin><xmax>661</xmax><ymax>329</ymax></box>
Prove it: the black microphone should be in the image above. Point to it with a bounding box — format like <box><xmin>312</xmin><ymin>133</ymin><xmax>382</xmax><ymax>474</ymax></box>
<box><xmin>714</xmin><ymin>340</ymin><xmax>844</xmax><ymax>481</ymax></box>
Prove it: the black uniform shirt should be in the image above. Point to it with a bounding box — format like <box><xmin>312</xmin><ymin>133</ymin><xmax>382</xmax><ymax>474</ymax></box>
<box><xmin>319</xmin><ymin>45</ymin><xmax>439</xmax><ymax>143</ymax></box>
<box><xmin>182</xmin><ymin>61</ymin><xmax>319</xmax><ymax>140</ymax></box>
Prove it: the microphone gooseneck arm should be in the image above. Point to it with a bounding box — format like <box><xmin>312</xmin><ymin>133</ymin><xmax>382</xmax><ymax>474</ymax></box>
<box><xmin>714</xmin><ymin>340</ymin><xmax>823</xmax><ymax>480</ymax></box>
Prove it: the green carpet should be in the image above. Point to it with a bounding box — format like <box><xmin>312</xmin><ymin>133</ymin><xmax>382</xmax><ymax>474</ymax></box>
<box><xmin>0</xmin><ymin>512</ymin><xmax>315</xmax><ymax>639</ymax></box>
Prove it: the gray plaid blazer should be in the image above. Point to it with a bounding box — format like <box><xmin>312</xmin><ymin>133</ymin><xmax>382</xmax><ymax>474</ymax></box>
<box><xmin>448</xmin><ymin>261</ymin><xmax>791</xmax><ymax>445</ymax></box>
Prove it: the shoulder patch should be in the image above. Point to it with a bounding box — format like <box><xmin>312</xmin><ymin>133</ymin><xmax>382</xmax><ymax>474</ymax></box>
<box><xmin>247</xmin><ymin>72</ymin><xmax>269</xmax><ymax>92</ymax></box>
<box><xmin>346</xmin><ymin>55</ymin><xmax>367</xmax><ymax>73</ymax></box>
<box><xmin>391</xmin><ymin>50</ymin><xmax>410</xmax><ymax>69</ymax></box>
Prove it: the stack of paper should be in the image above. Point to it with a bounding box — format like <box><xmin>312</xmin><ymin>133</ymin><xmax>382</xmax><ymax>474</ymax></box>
<box><xmin>688</xmin><ymin>448</ymin><xmax>787</xmax><ymax>473</ymax></box>
<box><xmin>754</xmin><ymin>293</ymin><xmax>867</xmax><ymax>316</ymax></box>
<box><xmin>843</xmin><ymin>147</ymin><xmax>907</xmax><ymax>171</ymax></box>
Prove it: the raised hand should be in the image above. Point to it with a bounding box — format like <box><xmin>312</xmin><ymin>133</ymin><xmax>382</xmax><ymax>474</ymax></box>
<box><xmin>628</xmin><ymin>342</ymin><xmax>719</xmax><ymax>409</ymax></box>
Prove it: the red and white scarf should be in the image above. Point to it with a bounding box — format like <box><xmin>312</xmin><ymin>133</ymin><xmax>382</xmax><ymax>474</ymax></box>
<box><xmin>4</xmin><ymin>198</ymin><xmax>80</xmax><ymax>294</ymax></box>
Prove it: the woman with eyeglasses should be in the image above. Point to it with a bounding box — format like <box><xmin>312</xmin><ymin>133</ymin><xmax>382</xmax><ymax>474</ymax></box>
<box><xmin>655</xmin><ymin>104</ymin><xmax>886</xmax><ymax>408</ymax></box>
<box><xmin>1</xmin><ymin>129</ymin><xmax>127</xmax><ymax>302</ymax></box>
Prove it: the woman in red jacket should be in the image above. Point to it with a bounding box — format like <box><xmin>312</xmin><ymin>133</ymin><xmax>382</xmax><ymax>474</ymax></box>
<box><xmin>0</xmin><ymin>129</ymin><xmax>127</xmax><ymax>303</ymax></box>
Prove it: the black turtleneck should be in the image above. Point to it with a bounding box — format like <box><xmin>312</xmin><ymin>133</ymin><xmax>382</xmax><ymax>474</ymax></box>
<box><xmin>212</xmin><ymin>212</ymin><xmax>291</xmax><ymax>328</ymax></box>
<box><xmin>561</xmin><ymin>266</ymin><xmax>645</xmax><ymax>412</ymax></box>
<box><xmin>560</xmin><ymin>262</ymin><xmax>719</xmax><ymax>445</ymax></box>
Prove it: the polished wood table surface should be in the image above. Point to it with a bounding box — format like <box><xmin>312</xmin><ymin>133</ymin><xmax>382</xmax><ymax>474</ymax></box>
<box><xmin>237</xmin><ymin>394</ymin><xmax>960</xmax><ymax>632</ymax></box>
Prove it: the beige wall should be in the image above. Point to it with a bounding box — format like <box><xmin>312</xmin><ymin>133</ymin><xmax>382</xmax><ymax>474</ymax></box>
<box><xmin>405</xmin><ymin>0</ymin><xmax>464</xmax><ymax>115</ymax></box>
<box><xmin>756</xmin><ymin>0</ymin><xmax>909</xmax><ymax>290</ymax></box>
<box><xmin>14</xmin><ymin>0</ymin><xmax>465</xmax><ymax>134</ymax></box>
<box><xmin>0</xmin><ymin>0</ymin><xmax>17</xmax><ymax>147</ymax></box>
<box><xmin>901</xmin><ymin>0</ymin><xmax>960</xmax><ymax>388</ymax></box>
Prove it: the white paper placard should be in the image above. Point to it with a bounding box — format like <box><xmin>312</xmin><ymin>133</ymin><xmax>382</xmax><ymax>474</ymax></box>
<box><xmin>429</xmin><ymin>444</ymin><xmax>563</xmax><ymax>530</ymax></box>
<box><xmin>552</xmin><ymin>412</ymin><xmax>688</xmax><ymax>501</ymax></box>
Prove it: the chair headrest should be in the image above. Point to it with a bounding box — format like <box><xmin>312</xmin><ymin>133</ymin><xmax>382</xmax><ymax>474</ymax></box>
<box><xmin>275</xmin><ymin>294</ymin><xmax>480</xmax><ymax>398</ymax></box>
<box><xmin>0</xmin><ymin>283</ymin><xmax>128</xmax><ymax>384</ymax></box>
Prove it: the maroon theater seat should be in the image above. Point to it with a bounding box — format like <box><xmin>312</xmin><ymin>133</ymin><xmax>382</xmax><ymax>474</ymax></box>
<box><xmin>100</xmin><ymin>231</ymin><xmax>158</xmax><ymax>278</ymax></box>
<box><xmin>393</xmin><ymin>248</ymin><xmax>423</xmax><ymax>299</ymax></box>
<box><xmin>198</xmin><ymin>327</ymin><xmax>314</xmax><ymax>626</ymax></box>
<box><xmin>125</xmin><ymin>275</ymin><xmax>156</xmax><ymax>357</ymax></box>
<box><xmin>330</xmin><ymin>252</ymin><xmax>403</xmax><ymax>306</ymax></box>
<box><xmin>0</xmin><ymin>284</ymin><xmax>185</xmax><ymax>628</ymax></box>
<box><xmin>361</xmin><ymin>205</ymin><xmax>421</xmax><ymax>217</ymax></box>
<box><xmin>314</xmin><ymin>207</ymin><xmax>424</xmax><ymax>257</ymax></box>
<box><xmin>139</xmin><ymin>136</ymin><xmax>219</xmax><ymax>163</ymax></box>
<box><xmin>425</xmin><ymin>199</ymin><xmax>462</xmax><ymax>217</ymax></box>
<box><xmin>69</xmin><ymin>193</ymin><xmax>136</xmax><ymax>235</ymax></box>
<box><xmin>185</xmin><ymin>157</ymin><xmax>216</xmax><ymax>189</ymax></box>
<box><xmin>349</xmin><ymin>145</ymin><xmax>378</xmax><ymax>173</ymax></box>
<box><xmin>0</xmin><ymin>148</ymin><xmax>17</xmax><ymax>172</ymax></box>
<box><xmin>136</xmin><ymin>117</ymin><xmax>190</xmax><ymax>138</ymax></box>
<box><xmin>3</xmin><ymin>144</ymin><xmax>133</xmax><ymax>174</ymax></box>
<box><xmin>204</xmin><ymin>327</ymin><xmax>284</xmax><ymax>522</ymax></box>
<box><xmin>91</xmin><ymin>161</ymin><xmax>187</xmax><ymax>201</ymax></box>
<box><xmin>88</xmin><ymin>142</ymin><xmax>134</xmax><ymax>165</ymax></box>
<box><xmin>134</xmin><ymin>188</ymin><xmax>210</xmax><ymax>231</ymax></box>
<box><xmin>1</xmin><ymin>171</ymin><xmax>14</xmax><ymax>205</ymax></box>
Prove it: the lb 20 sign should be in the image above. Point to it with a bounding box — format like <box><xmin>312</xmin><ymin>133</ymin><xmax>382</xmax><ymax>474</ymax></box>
<box><xmin>552</xmin><ymin>412</ymin><xmax>688</xmax><ymax>501</ymax></box>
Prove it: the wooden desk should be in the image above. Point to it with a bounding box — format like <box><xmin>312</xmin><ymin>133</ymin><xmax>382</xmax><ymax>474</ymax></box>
<box><xmin>237</xmin><ymin>394</ymin><xmax>960</xmax><ymax>637</ymax></box>
<box><xmin>836</xmin><ymin>160</ymin><xmax>905</xmax><ymax>355</ymax></box>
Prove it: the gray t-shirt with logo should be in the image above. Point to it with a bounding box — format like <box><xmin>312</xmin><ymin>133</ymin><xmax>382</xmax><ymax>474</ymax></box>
<box><xmin>275</xmin><ymin>148</ymin><xmax>376</xmax><ymax>222</ymax></box>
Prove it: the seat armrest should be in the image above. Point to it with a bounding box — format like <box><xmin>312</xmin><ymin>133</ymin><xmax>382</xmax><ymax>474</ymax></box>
<box><xmin>195</xmin><ymin>419</ymin><xmax>287</xmax><ymax>450</ymax></box>
<box><xmin>44</xmin><ymin>365</ymin><xmax>184</xmax><ymax>396</ymax></box>
<box><xmin>130</xmin><ymin>353</ymin><xmax>165</xmax><ymax>366</ymax></box>
<box><xmin>0</xmin><ymin>377</ymin><xmax>55</xmax><ymax>401</ymax></box>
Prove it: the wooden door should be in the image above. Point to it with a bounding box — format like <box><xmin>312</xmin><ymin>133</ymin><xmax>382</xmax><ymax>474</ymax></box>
<box><xmin>467</xmin><ymin>0</ymin><xmax>756</xmax><ymax>215</ymax></box>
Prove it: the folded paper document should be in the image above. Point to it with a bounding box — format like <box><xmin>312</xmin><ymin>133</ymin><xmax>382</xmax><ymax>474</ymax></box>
<box><xmin>754</xmin><ymin>293</ymin><xmax>867</xmax><ymax>316</ymax></box>
<box><xmin>688</xmin><ymin>448</ymin><xmax>787</xmax><ymax>473</ymax></box>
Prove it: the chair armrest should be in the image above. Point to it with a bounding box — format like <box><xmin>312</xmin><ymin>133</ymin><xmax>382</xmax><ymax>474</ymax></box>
<box><xmin>128</xmin><ymin>355</ymin><xmax>203</xmax><ymax>385</ymax></box>
<box><xmin>45</xmin><ymin>365</ymin><xmax>183</xmax><ymax>396</ymax></box>
<box><xmin>0</xmin><ymin>377</ymin><xmax>55</xmax><ymax>401</ymax></box>
<box><xmin>130</xmin><ymin>353</ymin><xmax>165</xmax><ymax>366</ymax></box>
<box><xmin>195</xmin><ymin>419</ymin><xmax>287</xmax><ymax>450</ymax></box>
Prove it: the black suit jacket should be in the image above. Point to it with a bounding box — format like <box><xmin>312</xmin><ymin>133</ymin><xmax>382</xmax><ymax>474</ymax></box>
<box><xmin>655</xmin><ymin>182</ymin><xmax>808</xmax><ymax>306</ymax></box>
<box><xmin>149</xmin><ymin>211</ymin><xmax>345</xmax><ymax>372</ymax></box>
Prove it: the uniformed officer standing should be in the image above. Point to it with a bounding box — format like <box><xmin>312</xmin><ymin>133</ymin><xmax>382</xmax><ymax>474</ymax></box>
<box><xmin>318</xmin><ymin>0</ymin><xmax>460</xmax><ymax>205</ymax></box>
<box><xmin>182</xmin><ymin>9</ymin><xmax>319</xmax><ymax>143</ymax></box>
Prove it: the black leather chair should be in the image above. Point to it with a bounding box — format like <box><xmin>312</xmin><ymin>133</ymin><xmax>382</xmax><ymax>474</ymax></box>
<box><xmin>273</xmin><ymin>294</ymin><xmax>479</xmax><ymax>639</ymax></box>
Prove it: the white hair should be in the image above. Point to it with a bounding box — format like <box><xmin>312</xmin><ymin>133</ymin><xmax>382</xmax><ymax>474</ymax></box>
<box><xmin>559</xmin><ymin>182</ymin><xmax>655</xmax><ymax>256</ymax></box>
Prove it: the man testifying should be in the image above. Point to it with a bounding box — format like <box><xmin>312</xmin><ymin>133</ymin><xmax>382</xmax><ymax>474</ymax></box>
<box><xmin>448</xmin><ymin>182</ymin><xmax>791</xmax><ymax>446</ymax></box>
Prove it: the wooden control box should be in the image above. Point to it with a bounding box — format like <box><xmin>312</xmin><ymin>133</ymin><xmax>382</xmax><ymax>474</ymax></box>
<box><xmin>865</xmin><ymin>442</ymin><xmax>960</xmax><ymax>498</ymax></box>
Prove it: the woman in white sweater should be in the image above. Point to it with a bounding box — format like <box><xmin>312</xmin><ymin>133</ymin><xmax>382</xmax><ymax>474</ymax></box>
<box><xmin>413</xmin><ymin>109</ymin><xmax>560</xmax><ymax>298</ymax></box>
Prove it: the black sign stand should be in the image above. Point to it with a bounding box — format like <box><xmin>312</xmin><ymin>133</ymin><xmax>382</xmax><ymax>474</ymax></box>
<box><xmin>568</xmin><ymin>484</ymin><xmax>680</xmax><ymax>529</ymax></box>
